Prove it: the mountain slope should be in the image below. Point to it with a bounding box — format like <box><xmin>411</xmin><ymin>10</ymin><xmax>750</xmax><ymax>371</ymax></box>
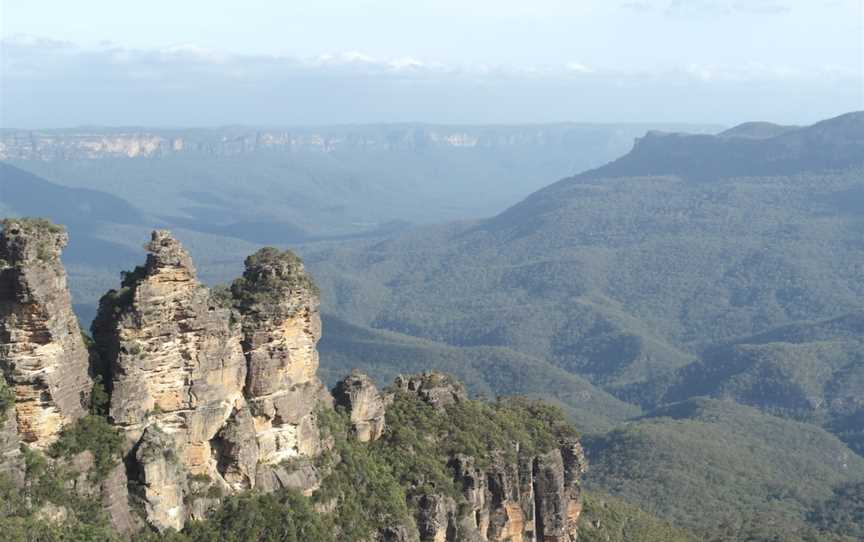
<box><xmin>308</xmin><ymin>112</ymin><xmax>864</xmax><ymax>394</ymax></box>
<box><xmin>583</xmin><ymin>398</ymin><xmax>864</xmax><ymax>541</ymax></box>
<box><xmin>624</xmin><ymin>311</ymin><xmax>864</xmax><ymax>453</ymax></box>
<box><xmin>0</xmin><ymin>162</ymin><xmax>145</xmax><ymax>265</ymax></box>
<box><xmin>318</xmin><ymin>316</ymin><xmax>641</xmax><ymax>433</ymax></box>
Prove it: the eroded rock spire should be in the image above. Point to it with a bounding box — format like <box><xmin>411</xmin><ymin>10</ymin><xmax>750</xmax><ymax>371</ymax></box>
<box><xmin>231</xmin><ymin>247</ymin><xmax>332</xmax><ymax>490</ymax></box>
<box><xmin>0</xmin><ymin>218</ymin><xmax>91</xmax><ymax>448</ymax></box>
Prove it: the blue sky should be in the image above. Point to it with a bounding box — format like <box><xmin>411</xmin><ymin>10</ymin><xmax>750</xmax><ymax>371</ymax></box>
<box><xmin>1</xmin><ymin>0</ymin><xmax>862</xmax><ymax>127</ymax></box>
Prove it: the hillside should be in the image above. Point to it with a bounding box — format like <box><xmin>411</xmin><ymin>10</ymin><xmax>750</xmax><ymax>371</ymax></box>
<box><xmin>317</xmin><ymin>316</ymin><xmax>641</xmax><ymax>433</ymax></box>
<box><xmin>306</xmin><ymin>112</ymin><xmax>864</xmax><ymax>396</ymax></box>
<box><xmin>299</xmin><ymin>112</ymin><xmax>864</xmax><ymax>538</ymax></box>
<box><xmin>625</xmin><ymin>311</ymin><xmax>864</xmax><ymax>453</ymax></box>
<box><xmin>583</xmin><ymin>398</ymin><xmax>864</xmax><ymax>541</ymax></box>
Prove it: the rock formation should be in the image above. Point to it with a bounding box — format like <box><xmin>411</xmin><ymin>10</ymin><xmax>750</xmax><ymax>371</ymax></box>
<box><xmin>230</xmin><ymin>247</ymin><xmax>331</xmax><ymax>490</ymax></box>
<box><xmin>394</xmin><ymin>372</ymin><xmax>467</xmax><ymax>410</ymax></box>
<box><xmin>135</xmin><ymin>425</ymin><xmax>188</xmax><ymax>532</ymax></box>
<box><xmin>333</xmin><ymin>371</ymin><xmax>386</xmax><ymax>442</ymax></box>
<box><xmin>93</xmin><ymin>231</ymin><xmax>248</xmax><ymax>476</ymax></box>
<box><xmin>91</xmin><ymin>234</ymin><xmax>329</xmax><ymax>529</ymax></box>
<box><xmin>396</xmin><ymin>372</ymin><xmax>587</xmax><ymax>542</ymax></box>
<box><xmin>0</xmin><ymin>219</ymin><xmax>91</xmax><ymax>448</ymax></box>
<box><xmin>0</xmin><ymin>399</ymin><xmax>24</xmax><ymax>486</ymax></box>
<box><xmin>0</xmin><ymin>222</ymin><xmax>587</xmax><ymax>539</ymax></box>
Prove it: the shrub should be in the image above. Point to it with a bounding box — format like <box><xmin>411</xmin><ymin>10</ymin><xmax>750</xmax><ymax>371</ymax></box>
<box><xmin>48</xmin><ymin>415</ymin><xmax>124</xmax><ymax>480</ymax></box>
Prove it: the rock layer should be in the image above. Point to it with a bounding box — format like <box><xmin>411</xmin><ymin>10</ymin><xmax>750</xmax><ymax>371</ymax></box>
<box><xmin>0</xmin><ymin>219</ymin><xmax>91</xmax><ymax>448</ymax></box>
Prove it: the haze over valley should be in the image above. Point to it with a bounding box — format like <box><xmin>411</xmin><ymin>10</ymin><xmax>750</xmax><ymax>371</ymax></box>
<box><xmin>1</xmin><ymin>1</ymin><xmax>863</xmax><ymax>540</ymax></box>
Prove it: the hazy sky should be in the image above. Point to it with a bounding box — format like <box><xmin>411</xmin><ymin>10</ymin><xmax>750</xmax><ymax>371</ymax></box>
<box><xmin>1</xmin><ymin>0</ymin><xmax>862</xmax><ymax>127</ymax></box>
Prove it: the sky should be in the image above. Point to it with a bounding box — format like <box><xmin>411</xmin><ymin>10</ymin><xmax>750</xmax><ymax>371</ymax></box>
<box><xmin>1</xmin><ymin>0</ymin><xmax>862</xmax><ymax>127</ymax></box>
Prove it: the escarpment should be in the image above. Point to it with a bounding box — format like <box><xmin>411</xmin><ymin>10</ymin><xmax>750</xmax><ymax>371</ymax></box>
<box><xmin>0</xmin><ymin>220</ymin><xmax>587</xmax><ymax>540</ymax></box>
<box><xmin>0</xmin><ymin>219</ymin><xmax>91</xmax><ymax>448</ymax></box>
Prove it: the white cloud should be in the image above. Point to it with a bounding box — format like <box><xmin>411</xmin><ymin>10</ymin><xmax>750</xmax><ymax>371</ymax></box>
<box><xmin>565</xmin><ymin>62</ymin><xmax>594</xmax><ymax>74</ymax></box>
<box><xmin>621</xmin><ymin>0</ymin><xmax>794</xmax><ymax>15</ymax></box>
<box><xmin>0</xmin><ymin>35</ymin><xmax>858</xmax><ymax>85</ymax></box>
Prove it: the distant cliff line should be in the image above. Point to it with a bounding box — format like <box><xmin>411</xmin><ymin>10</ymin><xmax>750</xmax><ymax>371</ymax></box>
<box><xmin>0</xmin><ymin>123</ymin><xmax>721</xmax><ymax>160</ymax></box>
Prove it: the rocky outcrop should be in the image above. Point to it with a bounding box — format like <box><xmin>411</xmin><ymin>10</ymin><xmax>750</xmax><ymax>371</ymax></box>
<box><xmin>90</xmin><ymin>233</ymin><xmax>329</xmax><ymax>528</ymax></box>
<box><xmin>0</xmin><ymin>223</ymin><xmax>588</xmax><ymax>539</ymax></box>
<box><xmin>436</xmin><ymin>445</ymin><xmax>585</xmax><ymax>542</ymax></box>
<box><xmin>231</xmin><ymin>247</ymin><xmax>330</xmax><ymax>478</ymax></box>
<box><xmin>135</xmin><ymin>424</ymin><xmax>188</xmax><ymax>532</ymax></box>
<box><xmin>0</xmin><ymin>403</ymin><xmax>24</xmax><ymax>486</ymax></box>
<box><xmin>0</xmin><ymin>219</ymin><xmax>91</xmax><ymax>448</ymax></box>
<box><xmin>394</xmin><ymin>372</ymin><xmax>467</xmax><ymax>410</ymax></box>
<box><xmin>93</xmin><ymin>230</ymin><xmax>248</xmax><ymax>484</ymax></box>
<box><xmin>333</xmin><ymin>371</ymin><xmax>386</xmax><ymax>442</ymax></box>
<box><xmin>397</xmin><ymin>372</ymin><xmax>587</xmax><ymax>542</ymax></box>
<box><xmin>533</xmin><ymin>443</ymin><xmax>586</xmax><ymax>542</ymax></box>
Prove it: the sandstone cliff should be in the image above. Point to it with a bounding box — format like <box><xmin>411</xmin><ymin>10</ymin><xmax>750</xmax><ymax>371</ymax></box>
<box><xmin>0</xmin><ymin>222</ymin><xmax>587</xmax><ymax>539</ymax></box>
<box><xmin>92</xmin><ymin>232</ymin><xmax>328</xmax><ymax>530</ymax></box>
<box><xmin>93</xmin><ymin>230</ymin><xmax>248</xmax><ymax>479</ymax></box>
<box><xmin>403</xmin><ymin>373</ymin><xmax>586</xmax><ymax>542</ymax></box>
<box><xmin>230</xmin><ymin>247</ymin><xmax>332</xmax><ymax>491</ymax></box>
<box><xmin>0</xmin><ymin>219</ymin><xmax>92</xmax><ymax>449</ymax></box>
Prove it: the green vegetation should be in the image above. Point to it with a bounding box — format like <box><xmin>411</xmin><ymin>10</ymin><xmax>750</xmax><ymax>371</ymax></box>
<box><xmin>0</xmin><ymin>451</ymin><xmax>120</xmax><ymax>542</ymax></box>
<box><xmin>808</xmin><ymin>482</ymin><xmax>864</xmax><ymax>540</ymax></box>
<box><xmin>230</xmin><ymin>247</ymin><xmax>319</xmax><ymax>309</ymax></box>
<box><xmin>318</xmin><ymin>316</ymin><xmax>640</xmax><ymax>434</ymax></box>
<box><xmin>131</xmin><ymin>490</ymin><xmax>330</xmax><ymax>542</ymax></box>
<box><xmin>48</xmin><ymin>415</ymin><xmax>124</xmax><ymax>480</ymax></box>
<box><xmin>0</xmin><ymin>379</ymin><xmax>14</xmax><ymax>422</ymax></box>
<box><xmin>578</xmin><ymin>491</ymin><xmax>698</xmax><ymax>542</ymax></box>
<box><xmin>374</xmin><ymin>389</ymin><xmax>577</xmax><ymax>497</ymax></box>
<box><xmin>0</xmin><ymin>217</ymin><xmax>65</xmax><ymax>236</ymax></box>
<box><xmin>583</xmin><ymin>399</ymin><xmax>864</xmax><ymax>541</ymax></box>
<box><xmin>315</xmin><ymin>407</ymin><xmax>411</xmax><ymax>538</ymax></box>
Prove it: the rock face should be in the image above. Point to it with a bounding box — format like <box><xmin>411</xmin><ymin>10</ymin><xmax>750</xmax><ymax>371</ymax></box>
<box><xmin>397</xmin><ymin>373</ymin><xmax>587</xmax><ymax>542</ymax></box>
<box><xmin>0</xmin><ymin>219</ymin><xmax>91</xmax><ymax>448</ymax></box>
<box><xmin>434</xmin><ymin>443</ymin><xmax>585</xmax><ymax>542</ymax></box>
<box><xmin>394</xmin><ymin>372</ymin><xmax>467</xmax><ymax>410</ymax></box>
<box><xmin>135</xmin><ymin>425</ymin><xmax>188</xmax><ymax>532</ymax></box>
<box><xmin>92</xmin><ymin>234</ymin><xmax>329</xmax><ymax>529</ymax></box>
<box><xmin>231</xmin><ymin>247</ymin><xmax>331</xmax><ymax>484</ymax></box>
<box><xmin>93</xmin><ymin>231</ymin><xmax>248</xmax><ymax>478</ymax></box>
<box><xmin>0</xmin><ymin>402</ymin><xmax>24</xmax><ymax>486</ymax></box>
<box><xmin>333</xmin><ymin>371</ymin><xmax>386</xmax><ymax>442</ymax></box>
